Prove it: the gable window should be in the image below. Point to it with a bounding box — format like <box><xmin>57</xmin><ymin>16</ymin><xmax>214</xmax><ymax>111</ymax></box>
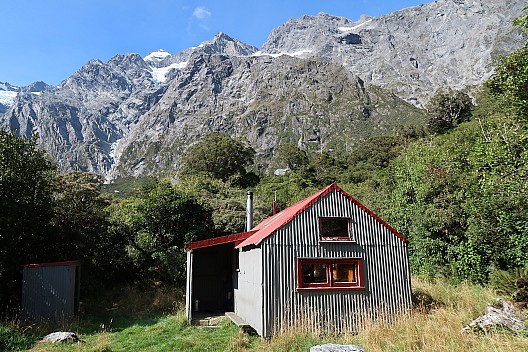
<box><xmin>297</xmin><ymin>258</ymin><xmax>364</xmax><ymax>290</ymax></box>
<box><xmin>319</xmin><ymin>217</ymin><xmax>352</xmax><ymax>241</ymax></box>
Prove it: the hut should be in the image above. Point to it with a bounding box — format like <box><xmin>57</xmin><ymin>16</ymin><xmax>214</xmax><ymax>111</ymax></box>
<box><xmin>21</xmin><ymin>260</ymin><xmax>81</xmax><ymax>322</ymax></box>
<box><xmin>185</xmin><ymin>183</ymin><xmax>411</xmax><ymax>336</ymax></box>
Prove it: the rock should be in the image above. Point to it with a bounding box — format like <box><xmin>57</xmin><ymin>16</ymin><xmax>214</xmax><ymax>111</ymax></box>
<box><xmin>40</xmin><ymin>332</ymin><xmax>80</xmax><ymax>344</ymax></box>
<box><xmin>462</xmin><ymin>298</ymin><xmax>528</xmax><ymax>334</ymax></box>
<box><xmin>310</xmin><ymin>344</ymin><xmax>365</xmax><ymax>352</ymax></box>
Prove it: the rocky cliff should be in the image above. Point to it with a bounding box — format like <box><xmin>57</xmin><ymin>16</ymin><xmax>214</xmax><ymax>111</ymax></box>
<box><xmin>1</xmin><ymin>0</ymin><xmax>526</xmax><ymax>180</ymax></box>
<box><xmin>113</xmin><ymin>54</ymin><xmax>423</xmax><ymax>178</ymax></box>
<box><xmin>259</xmin><ymin>0</ymin><xmax>527</xmax><ymax>106</ymax></box>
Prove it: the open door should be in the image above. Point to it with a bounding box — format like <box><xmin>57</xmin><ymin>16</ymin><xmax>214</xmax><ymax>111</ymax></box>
<box><xmin>191</xmin><ymin>243</ymin><xmax>235</xmax><ymax>313</ymax></box>
<box><xmin>185</xmin><ymin>231</ymin><xmax>253</xmax><ymax>322</ymax></box>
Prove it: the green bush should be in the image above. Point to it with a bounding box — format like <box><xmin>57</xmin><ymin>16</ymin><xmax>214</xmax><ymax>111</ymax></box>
<box><xmin>0</xmin><ymin>324</ymin><xmax>33</xmax><ymax>352</ymax></box>
<box><xmin>489</xmin><ymin>266</ymin><xmax>528</xmax><ymax>302</ymax></box>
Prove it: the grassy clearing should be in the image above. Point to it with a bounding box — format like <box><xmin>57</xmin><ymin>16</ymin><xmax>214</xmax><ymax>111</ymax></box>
<box><xmin>2</xmin><ymin>277</ymin><xmax>527</xmax><ymax>351</ymax></box>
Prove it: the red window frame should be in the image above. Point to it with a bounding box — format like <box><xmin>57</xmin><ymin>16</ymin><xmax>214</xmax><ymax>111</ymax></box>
<box><xmin>319</xmin><ymin>217</ymin><xmax>353</xmax><ymax>241</ymax></box>
<box><xmin>297</xmin><ymin>258</ymin><xmax>365</xmax><ymax>291</ymax></box>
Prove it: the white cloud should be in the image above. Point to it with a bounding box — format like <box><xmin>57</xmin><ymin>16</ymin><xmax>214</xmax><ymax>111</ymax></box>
<box><xmin>193</xmin><ymin>6</ymin><xmax>211</xmax><ymax>20</ymax></box>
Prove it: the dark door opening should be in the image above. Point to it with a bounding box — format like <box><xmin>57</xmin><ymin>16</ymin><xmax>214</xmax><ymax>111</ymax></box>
<box><xmin>192</xmin><ymin>243</ymin><xmax>236</xmax><ymax>313</ymax></box>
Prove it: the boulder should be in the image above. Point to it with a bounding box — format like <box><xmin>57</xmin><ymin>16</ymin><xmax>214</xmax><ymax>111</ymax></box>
<box><xmin>40</xmin><ymin>332</ymin><xmax>80</xmax><ymax>344</ymax></box>
<box><xmin>310</xmin><ymin>344</ymin><xmax>365</xmax><ymax>352</ymax></box>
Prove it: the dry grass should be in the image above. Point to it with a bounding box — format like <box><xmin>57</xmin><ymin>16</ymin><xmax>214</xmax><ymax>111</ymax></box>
<box><xmin>255</xmin><ymin>277</ymin><xmax>528</xmax><ymax>352</ymax></box>
<box><xmin>351</xmin><ymin>278</ymin><xmax>528</xmax><ymax>351</ymax></box>
<box><xmin>229</xmin><ymin>329</ymin><xmax>253</xmax><ymax>351</ymax></box>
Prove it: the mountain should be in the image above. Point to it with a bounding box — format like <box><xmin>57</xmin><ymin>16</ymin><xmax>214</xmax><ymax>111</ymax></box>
<box><xmin>112</xmin><ymin>54</ymin><xmax>423</xmax><ymax>178</ymax></box>
<box><xmin>0</xmin><ymin>81</ymin><xmax>53</xmax><ymax>113</ymax></box>
<box><xmin>145</xmin><ymin>33</ymin><xmax>258</xmax><ymax>84</ymax></box>
<box><xmin>1</xmin><ymin>0</ymin><xmax>526</xmax><ymax>180</ymax></box>
<box><xmin>259</xmin><ymin>0</ymin><xmax>527</xmax><ymax>106</ymax></box>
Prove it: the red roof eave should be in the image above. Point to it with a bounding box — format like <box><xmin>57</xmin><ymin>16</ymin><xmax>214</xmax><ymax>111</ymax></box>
<box><xmin>22</xmin><ymin>260</ymin><xmax>82</xmax><ymax>268</ymax></box>
<box><xmin>186</xmin><ymin>230</ymin><xmax>257</xmax><ymax>250</ymax></box>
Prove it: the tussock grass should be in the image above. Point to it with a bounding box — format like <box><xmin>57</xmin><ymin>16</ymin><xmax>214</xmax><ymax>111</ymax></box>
<box><xmin>0</xmin><ymin>322</ymin><xmax>34</xmax><ymax>351</ymax></box>
<box><xmin>355</xmin><ymin>277</ymin><xmax>528</xmax><ymax>352</ymax></box>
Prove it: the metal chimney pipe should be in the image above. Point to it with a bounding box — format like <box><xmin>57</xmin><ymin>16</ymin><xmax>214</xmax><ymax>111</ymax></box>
<box><xmin>272</xmin><ymin>191</ymin><xmax>277</xmax><ymax>215</ymax></box>
<box><xmin>246</xmin><ymin>191</ymin><xmax>253</xmax><ymax>232</ymax></box>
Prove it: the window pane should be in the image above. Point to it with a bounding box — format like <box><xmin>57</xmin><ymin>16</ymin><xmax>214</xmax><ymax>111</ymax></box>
<box><xmin>302</xmin><ymin>263</ymin><xmax>327</xmax><ymax>284</ymax></box>
<box><xmin>321</xmin><ymin>218</ymin><xmax>349</xmax><ymax>238</ymax></box>
<box><xmin>332</xmin><ymin>263</ymin><xmax>357</xmax><ymax>283</ymax></box>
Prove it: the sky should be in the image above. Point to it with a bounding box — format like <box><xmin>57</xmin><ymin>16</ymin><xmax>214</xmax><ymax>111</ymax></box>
<box><xmin>1</xmin><ymin>0</ymin><xmax>428</xmax><ymax>87</ymax></box>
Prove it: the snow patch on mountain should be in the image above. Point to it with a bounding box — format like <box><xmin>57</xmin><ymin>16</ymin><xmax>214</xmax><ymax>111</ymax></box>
<box><xmin>0</xmin><ymin>91</ymin><xmax>18</xmax><ymax>107</ymax></box>
<box><xmin>253</xmin><ymin>49</ymin><xmax>313</xmax><ymax>58</ymax></box>
<box><xmin>338</xmin><ymin>18</ymin><xmax>373</xmax><ymax>31</ymax></box>
<box><xmin>150</xmin><ymin>62</ymin><xmax>188</xmax><ymax>83</ymax></box>
<box><xmin>0</xmin><ymin>81</ymin><xmax>53</xmax><ymax>108</ymax></box>
<box><xmin>144</xmin><ymin>49</ymin><xmax>172</xmax><ymax>63</ymax></box>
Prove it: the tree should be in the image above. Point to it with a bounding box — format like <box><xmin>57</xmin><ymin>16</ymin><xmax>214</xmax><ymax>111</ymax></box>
<box><xmin>385</xmin><ymin>126</ymin><xmax>477</xmax><ymax>280</ymax></box>
<box><xmin>384</xmin><ymin>31</ymin><xmax>528</xmax><ymax>281</ymax></box>
<box><xmin>50</xmin><ymin>172</ymin><xmax>129</xmax><ymax>288</ymax></box>
<box><xmin>179</xmin><ymin>133</ymin><xmax>256</xmax><ymax>185</ymax></box>
<box><xmin>304</xmin><ymin>151</ymin><xmax>347</xmax><ymax>187</ymax></box>
<box><xmin>513</xmin><ymin>7</ymin><xmax>528</xmax><ymax>30</ymax></box>
<box><xmin>0</xmin><ymin>132</ymin><xmax>57</xmax><ymax>307</ymax></box>
<box><xmin>51</xmin><ymin>172</ymin><xmax>109</xmax><ymax>257</ymax></box>
<box><xmin>426</xmin><ymin>88</ymin><xmax>473</xmax><ymax>133</ymax></box>
<box><xmin>175</xmin><ymin>174</ymin><xmax>252</xmax><ymax>233</ymax></box>
<box><xmin>275</xmin><ymin>143</ymin><xmax>309</xmax><ymax>171</ymax></box>
<box><xmin>108</xmin><ymin>179</ymin><xmax>214</xmax><ymax>284</ymax></box>
<box><xmin>486</xmin><ymin>40</ymin><xmax>528</xmax><ymax>121</ymax></box>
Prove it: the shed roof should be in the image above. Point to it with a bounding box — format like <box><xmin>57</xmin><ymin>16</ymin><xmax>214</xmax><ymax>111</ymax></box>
<box><xmin>236</xmin><ymin>183</ymin><xmax>407</xmax><ymax>248</ymax></box>
<box><xmin>22</xmin><ymin>260</ymin><xmax>81</xmax><ymax>268</ymax></box>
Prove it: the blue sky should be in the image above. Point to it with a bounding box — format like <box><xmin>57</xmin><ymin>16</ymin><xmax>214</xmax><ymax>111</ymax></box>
<box><xmin>1</xmin><ymin>0</ymin><xmax>428</xmax><ymax>86</ymax></box>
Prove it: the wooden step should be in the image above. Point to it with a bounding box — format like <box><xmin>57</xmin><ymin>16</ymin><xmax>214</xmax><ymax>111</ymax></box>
<box><xmin>225</xmin><ymin>311</ymin><xmax>249</xmax><ymax>328</ymax></box>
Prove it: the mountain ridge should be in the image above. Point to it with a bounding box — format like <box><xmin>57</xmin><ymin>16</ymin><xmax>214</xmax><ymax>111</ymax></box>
<box><xmin>1</xmin><ymin>0</ymin><xmax>526</xmax><ymax>180</ymax></box>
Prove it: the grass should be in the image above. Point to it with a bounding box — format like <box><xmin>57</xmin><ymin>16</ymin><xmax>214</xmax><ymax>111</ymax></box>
<box><xmin>2</xmin><ymin>277</ymin><xmax>527</xmax><ymax>351</ymax></box>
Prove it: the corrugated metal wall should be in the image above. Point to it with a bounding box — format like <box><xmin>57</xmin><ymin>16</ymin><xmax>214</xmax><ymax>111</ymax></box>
<box><xmin>260</xmin><ymin>190</ymin><xmax>411</xmax><ymax>336</ymax></box>
<box><xmin>21</xmin><ymin>262</ymin><xmax>80</xmax><ymax>322</ymax></box>
<box><xmin>234</xmin><ymin>247</ymin><xmax>263</xmax><ymax>335</ymax></box>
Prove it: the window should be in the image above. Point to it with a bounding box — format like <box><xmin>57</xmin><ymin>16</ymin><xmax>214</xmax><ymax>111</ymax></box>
<box><xmin>297</xmin><ymin>258</ymin><xmax>364</xmax><ymax>290</ymax></box>
<box><xmin>319</xmin><ymin>217</ymin><xmax>352</xmax><ymax>241</ymax></box>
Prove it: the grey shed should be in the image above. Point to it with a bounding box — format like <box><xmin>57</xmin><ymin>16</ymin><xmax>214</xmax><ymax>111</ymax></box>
<box><xmin>21</xmin><ymin>260</ymin><xmax>81</xmax><ymax>322</ymax></box>
<box><xmin>186</xmin><ymin>183</ymin><xmax>411</xmax><ymax>336</ymax></box>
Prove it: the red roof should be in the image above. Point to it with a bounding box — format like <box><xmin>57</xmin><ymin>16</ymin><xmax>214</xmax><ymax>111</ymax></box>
<box><xmin>22</xmin><ymin>260</ymin><xmax>81</xmax><ymax>268</ymax></box>
<box><xmin>236</xmin><ymin>183</ymin><xmax>407</xmax><ymax>248</ymax></box>
<box><xmin>186</xmin><ymin>231</ymin><xmax>256</xmax><ymax>250</ymax></box>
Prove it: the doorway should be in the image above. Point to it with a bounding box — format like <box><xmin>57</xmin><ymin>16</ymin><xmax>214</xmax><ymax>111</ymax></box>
<box><xmin>191</xmin><ymin>243</ymin><xmax>236</xmax><ymax>313</ymax></box>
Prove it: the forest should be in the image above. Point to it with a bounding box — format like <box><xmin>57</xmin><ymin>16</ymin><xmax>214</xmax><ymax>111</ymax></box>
<box><xmin>1</xmin><ymin>12</ymin><xmax>527</xmax><ymax>316</ymax></box>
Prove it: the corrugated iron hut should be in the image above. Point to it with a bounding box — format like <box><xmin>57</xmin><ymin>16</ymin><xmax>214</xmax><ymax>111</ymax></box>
<box><xmin>186</xmin><ymin>183</ymin><xmax>411</xmax><ymax>336</ymax></box>
<box><xmin>21</xmin><ymin>260</ymin><xmax>81</xmax><ymax>322</ymax></box>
